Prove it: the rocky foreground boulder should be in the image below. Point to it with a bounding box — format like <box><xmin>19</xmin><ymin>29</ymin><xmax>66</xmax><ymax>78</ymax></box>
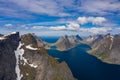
<box><xmin>0</xmin><ymin>32</ymin><xmax>75</xmax><ymax>80</ymax></box>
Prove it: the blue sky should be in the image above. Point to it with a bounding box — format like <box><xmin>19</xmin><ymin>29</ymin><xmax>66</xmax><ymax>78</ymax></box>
<box><xmin>0</xmin><ymin>0</ymin><xmax>120</xmax><ymax>36</ymax></box>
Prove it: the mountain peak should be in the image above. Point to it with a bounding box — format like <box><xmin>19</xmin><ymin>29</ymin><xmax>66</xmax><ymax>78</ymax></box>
<box><xmin>54</xmin><ymin>35</ymin><xmax>82</xmax><ymax>51</ymax></box>
<box><xmin>0</xmin><ymin>32</ymin><xmax>75</xmax><ymax>80</ymax></box>
<box><xmin>0</xmin><ymin>32</ymin><xmax>19</xmax><ymax>40</ymax></box>
<box><xmin>21</xmin><ymin>33</ymin><xmax>38</xmax><ymax>47</ymax></box>
<box><xmin>83</xmin><ymin>34</ymin><xmax>103</xmax><ymax>46</ymax></box>
<box><xmin>75</xmin><ymin>34</ymin><xmax>83</xmax><ymax>40</ymax></box>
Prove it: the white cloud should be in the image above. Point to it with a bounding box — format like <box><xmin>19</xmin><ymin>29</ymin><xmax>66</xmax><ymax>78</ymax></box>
<box><xmin>32</xmin><ymin>26</ymin><xmax>45</xmax><ymax>29</ymax></box>
<box><xmin>79</xmin><ymin>27</ymin><xmax>112</xmax><ymax>34</ymax></box>
<box><xmin>3</xmin><ymin>15</ymin><xmax>112</xmax><ymax>36</ymax></box>
<box><xmin>67</xmin><ymin>22</ymin><xmax>80</xmax><ymax>30</ymax></box>
<box><xmin>88</xmin><ymin>17</ymin><xmax>106</xmax><ymax>25</ymax></box>
<box><xmin>20</xmin><ymin>25</ymin><xmax>29</xmax><ymax>29</ymax></box>
<box><xmin>79</xmin><ymin>0</ymin><xmax>120</xmax><ymax>15</ymax></box>
<box><xmin>31</xmin><ymin>22</ymin><xmax>80</xmax><ymax>31</ymax></box>
<box><xmin>4</xmin><ymin>23</ymin><xmax>13</xmax><ymax>27</ymax></box>
<box><xmin>32</xmin><ymin>26</ymin><xmax>51</xmax><ymax>31</ymax></box>
<box><xmin>85</xmin><ymin>27</ymin><xmax>112</xmax><ymax>34</ymax></box>
<box><xmin>0</xmin><ymin>4</ymin><xmax>34</xmax><ymax>19</ymax></box>
<box><xmin>1</xmin><ymin>0</ymin><xmax>120</xmax><ymax>20</ymax></box>
<box><xmin>4</xmin><ymin>0</ymin><xmax>71</xmax><ymax>17</ymax></box>
<box><xmin>116</xmin><ymin>27</ymin><xmax>120</xmax><ymax>30</ymax></box>
<box><xmin>77</xmin><ymin>16</ymin><xmax>106</xmax><ymax>25</ymax></box>
<box><xmin>49</xmin><ymin>26</ymin><xmax>66</xmax><ymax>30</ymax></box>
<box><xmin>48</xmin><ymin>22</ymin><xmax>80</xmax><ymax>31</ymax></box>
<box><xmin>31</xmin><ymin>23</ymin><xmax>111</xmax><ymax>34</ymax></box>
<box><xmin>29</xmin><ymin>16</ymin><xmax>110</xmax><ymax>34</ymax></box>
<box><xmin>77</xmin><ymin>17</ymin><xmax>87</xmax><ymax>25</ymax></box>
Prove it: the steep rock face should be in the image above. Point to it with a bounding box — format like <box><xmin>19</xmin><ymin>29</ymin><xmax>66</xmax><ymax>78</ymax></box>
<box><xmin>21</xmin><ymin>33</ymin><xmax>51</xmax><ymax>49</ymax></box>
<box><xmin>55</xmin><ymin>35</ymin><xmax>72</xmax><ymax>51</ymax></box>
<box><xmin>18</xmin><ymin>33</ymin><xmax>75</xmax><ymax>80</ymax></box>
<box><xmin>55</xmin><ymin>35</ymin><xmax>82</xmax><ymax>51</ymax></box>
<box><xmin>88</xmin><ymin>34</ymin><xmax>120</xmax><ymax>64</ymax></box>
<box><xmin>68</xmin><ymin>35</ymin><xmax>83</xmax><ymax>44</ymax></box>
<box><xmin>0</xmin><ymin>32</ymin><xmax>20</xmax><ymax>80</ymax></box>
<box><xmin>0</xmin><ymin>32</ymin><xmax>75</xmax><ymax>80</ymax></box>
<box><xmin>21</xmin><ymin>33</ymin><xmax>38</xmax><ymax>47</ymax></box>
<box><xmin>34</xmin><ymin>35</ymin><xmax>51</xmax><ymax>49</ymax></box>
<box><xmin>83</xmin><ymin>34</ymin><xmax>103</xmax><ymax>46</ymax></box>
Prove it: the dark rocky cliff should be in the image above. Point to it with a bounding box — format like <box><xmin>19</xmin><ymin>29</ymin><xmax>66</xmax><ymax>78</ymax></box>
<box><xmin>0</xmin><ymin>32</ymin><xmax>20</xmax><ymax>80</ymax></box>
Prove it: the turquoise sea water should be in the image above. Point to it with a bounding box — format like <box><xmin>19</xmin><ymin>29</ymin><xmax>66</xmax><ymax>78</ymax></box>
<box><xmin>41</xmin><ymin>37</ymin><xmax>120</xmax><ymax>80</ymax></box>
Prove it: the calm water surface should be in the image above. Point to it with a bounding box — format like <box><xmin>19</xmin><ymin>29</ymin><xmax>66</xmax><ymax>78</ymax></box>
<box><xmin>40</xmin><ymin>36</ymin><xmax>59</xmax><ymax>43</ymax></box>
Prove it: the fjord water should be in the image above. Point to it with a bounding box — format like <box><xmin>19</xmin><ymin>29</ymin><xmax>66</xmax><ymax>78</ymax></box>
<box><xmin>40</xmin><ymin>36</ymin><xmax>59</xmax><ymax>43</ymax></box>
<box><xmin>42</xmin><ymin>37</ymin><xmax>120</xmax><ymax>80</ymax></box>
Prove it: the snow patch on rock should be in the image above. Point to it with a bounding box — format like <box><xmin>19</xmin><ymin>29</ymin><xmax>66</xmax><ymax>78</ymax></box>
<box><xmin>11</xmin><ymin>32</ymin><xmax>17</xmax><ymax>34</ymax></box>
<box><xmin>4</xmin><ymin>32</ymin><xmax>18</xmax><ymax>37</ymax></box>
<box><xmin>15</xmin><ymin>42</ymin><xmax>39</xmax><ymax>80</ymax></box>
<box><xmin>15</xmin><ymin>42</ymin><xmax>24</xmax><ymax>80</ymax></box>
<box><xmin>0</xmin><ymin>37</ymin><xmax>5</xmax><ymax>40</ymax></box>
<box><xmin>29</xmin><ymin>63</ymin><xmax>38</xmax><ymax>68</ymax></box>
<box><xmin>109</xmin><ymin>36</ymin><xmax>114</xmax><ymax>50</ymax></box>
<box><xmin>26</xmin><ymin>73</ymin><xmax>29</xmax><ymax>76</ymax></box>
<box><xmin>0</xmin><ymin>32</ymin><xmax>18</xmax><ymax>40</ymax></box>
<box><xmin>26</xmin><ymin>45</ymin><xmax>38</xmax><ymax>50</ymax></box>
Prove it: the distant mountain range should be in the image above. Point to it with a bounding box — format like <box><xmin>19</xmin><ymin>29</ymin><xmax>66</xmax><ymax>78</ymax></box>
<box><xmin>0</xmin><ymin>32</ymin><xmax>75</xmax><ymax>80</ymax></box>
<box><xmin>0</xmin><ymin>31</ymin><xmax>120</xmax><ymax>80</ymax></box>
<box><xmin>38</xmin><ymin>33</ymin><xmax>120</xmax><ymax>65</ymax></box>
<box><xmin>36</xmin><ymin>35</ymin><xmax>83</xmax><ymax>51</ymax></box>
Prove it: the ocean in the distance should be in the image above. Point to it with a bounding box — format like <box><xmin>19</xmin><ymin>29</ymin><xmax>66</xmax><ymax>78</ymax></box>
<box><xmin>41</xmin><ymin>37</ymin><xmax>120</xmax><ymax>80</ymax></box>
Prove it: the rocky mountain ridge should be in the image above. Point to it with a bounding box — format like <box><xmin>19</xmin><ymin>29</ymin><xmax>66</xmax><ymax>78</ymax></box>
<box><xmin>54</xmin><ymin>35</ymin><xmax>83</xmax><ymax>51</ymax></box>
<box><xmin>0</xmin><ymin>32</ymin><xmax>75</xmax><ymax>80</ymax></box>
<box><xmin>36</xmin><ymin>35</ymin><xmax>83</xmax><ymax>51</ymax></box>
<box><xmin>88</xmin><ymin>33</ymin><xmax>120</xmax><ymax>64</ymax></box>
<box><xmin>83</xmin><ymin>34</ymin><xmax>104</xmax><ymax>46</ymax></box>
